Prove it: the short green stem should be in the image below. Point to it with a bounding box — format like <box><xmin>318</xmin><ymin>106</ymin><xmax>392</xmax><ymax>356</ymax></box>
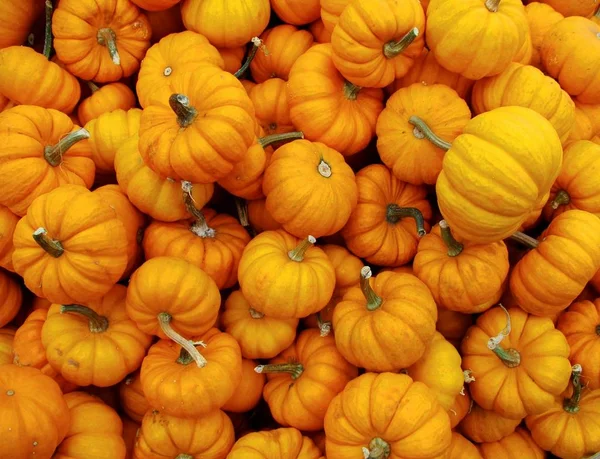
<box><xmin>383</xmin><ymin>27</ymin><xmax>419</xmax><ymax>59</ymax></box>
<box><xmin>509</xmin><ymin>231</ymin><xmax>539</xmax><ymax>249</ymax></box>
<box><xmin>288</xmin><ymin>236</ymin><xmax>316</xmax><ymax>262</ymax></box>
<box><xmin>386</xmin><ymin>205</ymin><xmax>426</xmax><ymax>237</ymax></box>
<box><xmin>258</xmin><ymin>131</ymin><xmax>304</xmax><ymax>149</ymax></box>
<box><xmin>485</xmin><ymin>0</ymin><xmax>500</xmax><ymax>12</ymax></box>
<box><xmin>254</xmin><ymin>362</ymin><xmax>304</xmax><ymax>380</ymax></box>
<box><xmin>176</xmin><ymin>455</ymin><xmax>193</xmax><ymax>459</ymax></box>
<box><xmin>157</xmin><ymin>312</ymin><xmax>207</xmax><ymax>368</ymax></box>
<box><xmin>361</xmin><ymin>266</ymin><xmax>383</xmax><ymax>311</ymax></box>
<box><xmin>87</xmin><ymin>81</ymin><xmax>100</xmax><ymax>93</ymax></box>
<box><xmin>409</xmin><ymin>116</ymin><xmax>452</xmax><ymax>151</ymax></box>
<box><xmin>563</xmin><ymin>364</ymin><xmax>583</xmax><ymax>413</ymax></box>
<box><xmin>343</xmin><ymin>81</ymin><xmax>361</xmax><ymax>100</ymax></box>
<box><xmin>235</xmin><ymin>198</ymin><xmax>257</xmax><ymax>238</ymax></box>
<box><xmin>364</xmin><ymin>438</ymin><xmax>391</xmax><ymax>459</ymax></box>
<box><xmin>234</xmin><ymin>37</ymin><xmax>265</xmax><ymax>79</ymax></box>
<box><xmin>492</xmin><ymin>347</ymin><xmax>521</xmax><ymax>368</ymax></box>
<box><xmin>97</xmin><ymin>28</ymin><xmax>121</xmax><ymax>66</ymax></box>
<box><xmin>439</xmin><ymin>220</ymin><xmax>463</xmax><ymax>257</ymax></box>
<box><xmin>44</xmin><ymin>127</ymin><xmax>90</xmax><ymax>167</ymax></box>
<box><xmin>43</xmin><ymin>0</ymin><xmax>53</xmax><ymax>60</ymax></box>
<box><xmin>551</xmin><ymin>190</ymin><xmax>570</xmax><ymax>210</ymax></box>
<box><xmin>170</xmin><ymin>94</ymin><xmax>197</xmax><ymax>128</ymax></box>
<box><xmin>33</xmin><ymin>227</ymin><xmax>64</xmax><ymax>258</ymax></box>
<box><xmin>61</xmin><ymin>304</ymin><xmax>109</xmax><ymax>333</ymax></box>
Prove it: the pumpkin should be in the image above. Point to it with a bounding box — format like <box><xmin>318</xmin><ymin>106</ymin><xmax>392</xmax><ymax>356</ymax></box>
<box><xmin>0</xmin><ymin>106</ymin><xmax>95</xmax><ymax>216</ymax></box>
<box><xmin>471</xmin><ymin>63</ymin><xmax>575</xmax><ymax>144</ymax></box>
<box><xmin>136</xmin><ymin>30</ymin><xmax>224</xmax><ymax>108</ymax></box>
<box><xmin>0</xmin><ymin>327</ymin><xmax>14</xmax><ymax>365</ymax></box>
<box><xmin>122</xmin><ymin>417</ymin><xmax>139</xmax><ymax>459</ymax></box>
<box><xmin>320</xmin><ymin>0</ymin><xmax>351</xmax><ymax>33</ymax></box>
<box><xmin>0</xmin><ymin>365</ymin><xmax>70</xmax><ymax>458</ymax></box>
<box><xmin>0</xmin><ymin>46</ymin><xmax>80</xmax><ymax>113</ymax></box>
<box><xmin>446</xmin><ymin>433</ymin><xmax>483</xmax><ymax>459</ymax></box>
<box><xmin>541</xmin><ymin>17</ymin><xmax>600</xmax><ymax>104</ymax></box>
<box><xmin>513</xmin><ymin>25</ymin><xmax>533</xmax><ymax>65</ymax></box>
<box><xmin>577</xmin><ymin>99</ymin><xmax>600</xmax><ymax>136</ymax></box>
<box><xmin>436</xmin><ymin>106</ymin><xmax>563</xmax><ymax>244</ymax></box>
<box><xmin>449</xmin><ymin>390</ymin><xmax>473</xmax><ymax>429</ymax></box>
<box><xmin>250</xmin><ymin>25</ymin><xmax>314</xmax><ymax>82</ymax></box>
<box><xmin>119</xmin><ymin>371</ymin><xmax>149</xmax><ymax>423</ymax></box>
<box><xmin>461</xmin><ymin>306</ymin><xmax>572</xmax><ymax>419</ymax></box>
<box><xmin>0</xmin><ymin>0</ymin><xmax>41</xmax><ymax>49</ymax></box>
<box><xmin>219</xmin><ymin>46</ymin><xmax>245</xmax><ymax>73</ymax></box>
<box><xmin>324</xmin><ymin>372</ymin><xmax>451</xmax><ymax>458</ymax></box>
<box><xmin>130</xmin><ymin>0</ymin><xmax>180</xmax><ymax>11</ymax></box>
<box><xmin>250</xmin><ymin>78</ymin><xmax>296</xmax><ymax>136</ymax></box>
<box><xmin>0</xmin><ymin>206</ymin><xmax>18</xmax><ymax>271</ymax></box>
<box><xmin>388</xmin><ymin>48</ymin><xmax>475</xmax><ymax>99</ymax></box>
<box><xmin>0</xmin><ymin>271</ymin><xmax>20</xmax><ymax>327</ymax></box>
<box><xmin>413</xmin><ymin>220</ymin><xmax>509</xmax><ymax>313</ymax></box>
<box><xmin>140</xmin><ymin>328</ymin><xmax>242</xmax><ymax>417</ymax></box>
<box><xmin>248</xmin><ymin>198</ymin><xmax>282</xmax><ymax>233</ymax></box>
<box><xmin>510</xmin><ymin>210</ymin><xmax>600</xmax><ymax>317</ymax></box>
<box><xmin>221</xmin><ymin>289</ymin><xmax>299</xmax><ymax>359</ymax></box>
<box><xmin>376</xmin><ymin>83</ymin><xmax>471</xmax><ymax>185</ymax></box>
<box><xmin>271</xmin><ymin>0</ymin><xmax>320</xmax><ymax>25</ymax></box>
<box><xmin>228</xmin><ymin>428</ymin><xmax>324</xmax><ymax>459</ymax></box>
<box><xmin>557</xmin><ymin>299</ymin><xmax>600</xmax><ymax>389</ymax></box>
<box><xmin>138</xmin><ymin>68</ymin><xmax>256</xmax><ymax>183</ymax></box>
<box><xmin>146</xmin><ymin>5</ymin><xmax>184</xmax><ymax>43</ymax></box>
<box><xmin>333</xmin><ymin>267</ymin><xmax>437</xmax><ymax>371</ymax></box>
<box><xmin>531</xmin><ymin>0</ymin><xmax>599</xmax><ymax>17</ymax></box>
<box><xmin>341</xmin><ymin>164</ymin><xmax>432</xmax><ymax>266</ymax></box>
<box><xmin>53</xmin><ymin>0</ymin><xmax>151</xmax><ymax>83</ymax></box>
<box><xmin>222</xmin><ymin>358</ymin><xmax>265</xmax><ymax>413</ymax></box>
<box><xmin>309</xmin><ymin>19</ymin><xmax>332</xmax><ymax>44</ymax></box>
<box><xmin>477</xmin><ymin>428</ymin><xmax>544</xmax><ymax>459</ymax></box>
<box><xmin>143</xmin><ymin>207</ymin><xmax>251</xmax><ymax>290</ymax></box>
<box><xmin>568</xmin><ymin>104</ymin><xmax>595</xmax><ymax>142</ymax></box>
<box><xmin>134</xmin><ymin>408</ymin><xmax>235</xmax><ymax>458</ymax></box>
<box><xmin>78</xmin><ymin>82</ymin><xmax>137</xmax><ymax>126</ymax></box>
<box><xmin>437</xmin><ymin>308</ymin><xmax>474</xmax><ymax>349</ymax></box>
<box><xmin>543</xmin><ymin>141</ymin><xmax>600</xmax><ymax>221</ymax></box>
<box><xmin>460</xmin><ymin>403</ymin><xmax>522</xmax><ymax>443</ymax></box>
<box><xmin>181</xmin><ymin>0</ymin><xmax>270</xmax><ymax>48</ymax></box>
<box><xmin>287</xmin><ymin>44</ymin><xmax>384</xmax><ymax>156</ymax></box>
<box><xmin>42</xmin><ymin>285</ymin><xmax>152</xmax><ymax>387</ymax></box>
<box><xmin>525</xmin><ymin>2</ymin><xmax>564</xmax><ymax>69</ymax></box>
<box><xmin>54</xmin><ymin>392</ymin><xmax>126</xmax><ymax>459</ymax></box>
<box><xmin>526</xmin><ymin>364</ymin><xmax>600</xmax><ymax>459</ymax></box>
<box><xmin>259</xmin><ymin>328</ymin><xmax>358</xmax><ymax>431</ymax></box>
<box><xmin>330</xmin><ymin>0</ymin><xmax>425</xmax><ymax>88</ymax></box>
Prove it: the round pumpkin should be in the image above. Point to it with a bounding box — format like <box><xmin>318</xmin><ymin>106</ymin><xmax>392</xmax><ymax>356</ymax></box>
<box><xmin>577</xmin><ymin>99</ymin><xmax>600</xmax><ymax>136</ymax></box>
<box><xmin>460</xmin><ymin>403</ymin><xmax>522</xmax><ymax>443</ymax></box>
<box><xmin>320</xmin><ymin>0</ymin><xmax>351</xmax><ymax>33</ymax></box>
<box><xmin>446</xmin><ymin>432</ymin><xmax>483</xmax><ymax>459</ymax></box>
<box><xmin>218</xmin><ymin>46</ymin><xmax>245</xmax><ymax>74</ymax></box>
<box><xmin>477</xmin><ymin>427</ymin><xmax>544</xmax><ymax>459</ymax></box>
<box><xmin>119</xmin><ymin>371</ymin><xmax>149</xmax><ymax>423</ymax></box>
<box><xmin>525</xmin><ymin>2</ymin><xmax>564</xmax><ymax>69</ymax></box>
<box><xmin>568</xmin><ymin>104</ymin><xmax>595</xmax><ymax>143</ymax></box>
<box><xmin>228</xmin><ymin>427</ymin><xmax>323</xmax><ymax>459</ymax></box>
<box><xmin>449</xmin><ymin>389</ymin><xmax>473</xmax><ymax>429</ymax></box>
<box><xmin>248</xmin><ymin>198</ymin><xmax>282</xmax><ymax>233</ymax></box>
<box><xmin>78</xmin><ymin>82</ymin><xmax>137</xmax><ymax>126</ymax></box>
<box><xmin>222</xmin><ymin>358</ymin><xmax>265</xmax><ymax>413</ymax></box>
<box><xmin>249</xmin><ymin>78</ymin><xmax>296</xmax><ymax>136</ymax></box>
<box><xmin>309</xmin><ymin>19</ymin><xmax>332</xmax><ymax>44</ymax></box>
<box><xmin>0</xmin><ymin>0</ymin><xmax>41</xmax><ymax>49</ymax></box>
<box><xmin>531</xmin><ymin>0</ymin><xmax>599</xmax><ymax>17</ymax></box>
<box><xmin>436</xmin><ymin>308</ymin><xmax>474</xmax><ymax>349</ymax></box>
<box><xmin>271</xmin><ymin>0</ymin><xmax>319</xmax><ymax>25</ymax></box>
<box><xmin>0</xmin><ymin>327</ymin><xmax>14</xmax><ymax>366</ymax></box>
<box><xmin>0</xmin><ymin>271</ymin><xmax>21</xmax><ymax>328</ymax></box>
<box><xmin>0</xmin><ymin>206</ymin><xmax>17</xmax><ymax>272</ymax></box>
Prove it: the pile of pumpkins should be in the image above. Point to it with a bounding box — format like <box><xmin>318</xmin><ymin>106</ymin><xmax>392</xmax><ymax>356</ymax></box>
<box><xmin>1</xmin><ymin>0</ymin><xmax>600</xmax><ymax>458</ymax></box>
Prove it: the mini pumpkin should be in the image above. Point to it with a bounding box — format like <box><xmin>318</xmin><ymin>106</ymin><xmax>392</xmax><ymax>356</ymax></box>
<box><xmin>222</xmin><ymin>358</ymin><xmax>265</xmax><ymax>413</ymax></box>
<box><xmin>271</xmin><ymin>0</ymin><xmax>320</xmax><ymax>25</ymax></box>
<box><xmin>228</xmin><ymin>428</ymin><xmax>324</xmax><ymax>459</ymax></box>
<box><xmin>459</xmin><ymin>403</ymin><xmax>522</xmax><ymax>443</ymax></box>
<box><xmin>320</xmin><ymin>0</ymin><xmax>351</xmax><ymax>33</ymax></box>
<box><xmin>78</xmin><ymin>82</ymin><xmax>137</xmax><ymax>126</ymax></box>
<box><xmin>0</xmin><ymin>206</ymin><xmax>17</xmax><ymax>272</ymax></box>
<box><xmin>129</xmin><ymin>0</ymin><xmax>181</xmax><ymax>11</ymax></box>
<box><xmin>248</xmin><ymin>198</ymin><xmax>282</xmax><ymax>233</ymax></box>
<box><xmin>145</xmin><ymin>5</ymin><xmax>184</xmax><ymax>42</ymax></box>
<box><xmin>118</xmin><ymin>371</ymin><xmax>149</xmax><ymax>423</ymax></box>
<box><xmin>309</xmin><ymin>19</ymin><xmax>332</xmax><ymax>44</ymax></box>
<box><xmin>534</xmin><ymin>0</ymin><xmax>598</xmax><ymax>17</ymax></box>
<box><xmin>250</xmin><ymin>78</ymin><xmax>296</xmax><ymax>136</ymax></box>
<box><xmin>0</xmin><ymin>327</ymin><xmax>14</xmax><ymax>366</ymax></box>
<box><xmin>437</xmin><ymin>308</ymin><xmax>474</xmax><ymax>349</ymax></box>
<box><xmin>219</xmin><ymin>46</ymin><xmax>245</xmax><ymax>73</ymax></box>
<box><xmin>0</xmin><ymin>271</ymin><xmax>20</xmax><ymax>328</ymax></box>
<box><xmin>449</xmin><ymin>390</ymin><xmax>473</xmax><ymax>429</ymax></box>
<box><xmin>446</xmin><ymin>433</ymin><xmax>483</xmax><ymax>459</ymax></box>
<box><xmin>0</xmin><ymin>0</ymin><xmax>41</xmax><ymax>49</ymax></box>
<box><xmin>525</xmin><ymin>2</ymin><xmax>564</xmax><ymax>69</ymax></box>
<box><xmin>477</xmin><ymin>427</ymin><xmax>544</xmax><ymax>459</ymax></box>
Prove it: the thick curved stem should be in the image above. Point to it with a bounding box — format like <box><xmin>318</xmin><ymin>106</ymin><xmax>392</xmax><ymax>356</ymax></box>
<box><xmin>361</xmin><ymin>266</ymin><xmax>383</xmax><ymax>312</ymax></box>
<box><xmin>169</xmin><ymin>94</ymin><xmax>197</xmax><ymax>128</ymax></box>
<box><xmin>409</xmin><ymin>116</ymin><xmax>452</xmax><ymax>151</ymax></box>
<box><xmin>343</xmin><ymin>81</ymin><xmax>361</xmax><ymax>100</ymax></box>
<box><xmin>317</xmin><ymin>312</ymin><xmax>332</xmax><ymax>337</ymax></box>
<box><xmin>509</xmin><ymin>231</ymin><xmax>539</xmax><ymax>249</ymax></box>
<box><xmin>157</xmin><ymin>312</ymin><xmax>207</xmax><ymax>368</ymax></box>
<box><xmin>61</xmin><ymin>304</ymin><xmax>109</xmax><ymax>333</ymax></box>
<box><xmin>386</xmin><ymin>205</ymin><xmax>426</xmax><ymax>237</ymax></box>
<box><xmin>288</xmin><ymin>236</ymin><xmax>316</xmax><ymax>262</ymax></box>
<box><xmin>97</xmin><ymin>28</ymin><xmax>121</xmax><ymax>66</ymax></box>
<box><xmin>439</xmin><ymin>220</ymin><xmax>463</xmax><ymax>257</ymax></box>
<box><xmin>563</xmin><ymin>364</ymin><xmax>583</xmax><ymax>413</ymax></box>
<box><xmin>182</xmin><ymin>181</ymin><xmax>216</xmax><ymax>238</ymax></box>
<box><xmin>363</xmin><ymin>438</ymin><xmax>391</xmax><ymax>459</ymax></box>
<box><xmin>551</xmin><ymin>190</ymin><xmax>570</xmax><ymax>210</ymax></box>
<box><xmin>44</xmin><ymin>128</ymin><xmax>90</xmax><ymax>167</ymax></box>
<box><xmin>258</xmin><ymin>131</ymin><xmax>304</xmax><ymax>149</ymax></box>
<box><xmin>487</xmin><ymin>305</ymin><xmax>521</xmax><ymax>368</ymax></box>
<box><xmin>255</xmin><ymin>362</ymin><xmax>304</xmax><ymax>380</ymax></box>
<box><xmin>485</xmin><ymin>0</ymin><xmax>500</xmax><ymax>12</ymax></box>
<box><xmin>33</xmin><ymin>228</ymin><xmax>64</xmax><ymax>258</ymax></box>
<box><xmin>43</xmin><ymin>0</ymin><xmax>53</xmax><ymax>60</ymax></box>
<box><xmin>234</xmin><ymin>37</ymin><xmax>265</xmax><ymax>79</ymax></box>
<box><xmin>383</xmin><ymin>27</ymin><xmax>419</xmax><ymax>59</ymax></box>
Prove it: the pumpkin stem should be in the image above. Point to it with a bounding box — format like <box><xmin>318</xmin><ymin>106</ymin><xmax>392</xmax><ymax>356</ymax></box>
<box><xmin>60</xmin><ymin>304</ymin><xmax>109</xmax><ymax>333</ymax></box>
<box><xmin>317</xmin><ymin>160</ymin><xmax>333</xmax><ymax>178</ymax></box>
<box><xmin>249</xmin><ymin>307</ymin><xmax>265</xmax><ymax>319</ymax></box>
<box><xmin>550</xmin><ymin>190</ymin><xmax>571</xmax><ymax>210</ymax></box>
<box><xmin>235</xmin><ymin>198</ymin><xmax>257</xmax><ymax>238</ymax></box>
<box><xmin>509</xmin><ymin>231</ymin><xmax>539</xmax><ymax>249</ymax></box>
<box><xmin>44</xmin><ymin>127</ymin><xmax>90</xmax><ymax>167</ymax></box>
<box><xmin>175</xmin><ymin>455</ymin><xmax>193</xmax><ymax>459</ymax></box>
<box><xmin>485</xmin><ymin>0</ymin><xmax>500</xmax><ymax>12</ymax></box>
<box><xmin>157</xmin><ymin>312</ymin><xmax>207</xmax><ymax>368</ymax></box>
<box><xmin>386</xmin><ymin>205</ymin><xmax>427</xmax><ymax>237</ymax></box>
<box><xmin>87</xmin><ymin>81</ymin><xmax>100</xmax><ymax>93</ymax></box>
<box><xmin>487</xmin><ymin>304</ymin><xmax>521</xmax><ymax>368</ymax></box>
<box><xmin>563</xmin><ymin>364</ymin><xmax>583</xmax><ymax>413</ymax></box>
<box><xmin>408</xmin><ymin>115</ymin><xmax>452</xmax><ymax>151</ymax></box>
<box><xmin>258</xmin><ymin>131</ymin><xmax>304</xmax><ymax>149</ymax></box>
<box><xmin>439</xmin><ymin>220</ymin><xmax>463</xmax><ymax>257</ymax></box>
<box><xmin>182</xmin><ymin>181</ymin><xmax>216</xmax><ymax>238</ymax></box>
<box><xmin>383</xmin><ymin>27</ymin><xmax>420</xmax><ymax>59</ymax></box>
<box><xmin>97</xmin><ymin>28</ymin><xmax>121</xmax><ymax>66</ymax></box>
<box><xmin>596</xmin><ymin>324</ymin><xmax>600</xmax><ymax>336</ymax></box>
<box><xmin>343</xmin><ymin>81</ymin><xmax>362</xmax><ymax>100</ymax></box>
<box><xmin>317</xmin><ymin>312</ymin><xmax>332</xmax><ymax>337</ymax></box>
<box><xmin>255</xmin><ymin>362</ymin><xmax>304</xmax><ymax>380</ymax></box>
<box><xmin>463</xmin><ymin>369</ymin><xmax>475</xmax><ymax>383</ymax></box>
<box><xmin>43</xmin><ymin>0</ymin><xmax>53</xmax><ymax>59</ymax></box>
<box><xmin>33</xmin><ymin>227</ymin><xmax>64</xmax><ymax>258</ymax></box>
<box><xmin>176</xmin><ymin>340</ymin><xmax>208</xmax><ymax>365</ymax></box>
<box><xmin>170</xmin><ymin>94</ymin><xmax>198</xmax><ymax>128</ymax></box>
<box><xmin>288</xmin><ymin>235</ymin><xmax>316</xmax><ymax>262</ymax></box>
<box><xmin>361</xmin><ymin>266</ymin><xmax>383</xmax><ymax>311</ymax></box>
<box><xmin>362</xmin><ymin>438</ymin><xmax>391</xmax><ymax>459</ymax></box>
<box><xmin>234</xmin><ymin>37</ymin><xmax>267</xmax><ymax>79</ymax></box>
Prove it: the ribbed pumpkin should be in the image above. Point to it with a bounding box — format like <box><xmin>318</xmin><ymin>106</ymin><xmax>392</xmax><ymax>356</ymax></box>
<box><xmin>222</xmin><ymin>358</ymin><xmax>265</xmax><ymax>413</ymax></box>
<box><xmin>477</xmin><ymin>428</ymin><xmax>545</xmax><ymax>459</ymax></box>
<box><xmin>248</xmin><ymin>198</ymin><xmax>282</xmax><ymax>233</ymax></box>
<box><xmin>249</xmin><ymin>78</ymin><xmax>296</xmax><ymax>136</ymax></box>
<box><xmin>0</xmin><ymin>206</ymin><xmax>17</xmax><ymax>272</ymax></box>
<box><xmin>446</xmin><ymin>433</ymin><xmax>483</xmax><ymax>459</ymax></box>
<box><xmin>459</xmin><ymin>403</ymin><xmax>522</xmax><ymax>443</ymax></box>
<box><xmin>534</xmin><ymin>0</ymin><xmax>598</xmax><ymax>18</ymax></box>
<box><xmin>271</xmin><ymin>0</ymin><xmax>320</xmax><ymax>25</ymax></box>
<box><xmin>0</xmin><ymin>327</ymin><xmax>14</xmax><ymax>365</ymax></box>
<box><xmin>78</xmin><ymin>82</ymin><xmax>137</xmax><ymax>126</ymax></box>
<box><xmin>437</xmin><ymin>308</ymin><xmax>474</xmax><ymax>349</ymax></box>
<box><xmin>309</xmin><ymin>19</ymin><xmax>332</xmax><ymax>44</ymax></box>
<box><xmin>228</xmin><ymin>428</ymin><xmax>324</xmax><ymax>459</ymax></box>
<box><xmin>320</xmin><ymin>0</ymin><xmax>351</xmax><ymax>33</ymax></box>
<box><xmin>118</xmin><ymin>371</ymin><xmax>148</xmax><ymax>423</ymax></box>
<box><xmin>218</xmin><ymin>46</ymin><xmax>245</xmax><ymax>73</ymax></box>
<box><xmin>0</xmin><ymin>0</ymin><xmax>41</xmax><ymax>49</ymax></box>
<box><xmin>525</xmin><ymin>2</ymin><xmax>564</xmax><ymax>69</ymax></box>
<box><xmin>449</xmin><ymin>390</ymin><xmax>473</xmax><ymax>429</ymax></box>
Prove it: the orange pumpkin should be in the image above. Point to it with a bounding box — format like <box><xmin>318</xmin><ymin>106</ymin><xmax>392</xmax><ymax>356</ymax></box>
<box><xmin>250</xmin><ymin>78</ymin><xmax>296</xmax><ymax>136</ymax></box>
<box><xmin>0</xmin><ymin>327</ymin><xmax>14</xmax><ymax>366</ymax></box>
<box><xmin>218</xmin><ymin>46</ymin><xmax>245</xmax><ymax>73</ymax></box>
<box><xmin>577</xmin><ymin>99</ymin><xmax>600</xmax><ymax>136</ymax></box>
<box><xmin>459</xmin><ymin>403</ymin><xmax>522</xmax><ymax>443</ymax></box>
<box><xmin>0</xmin><ymin>106</ymin><xmax>95</xmax><ymax>216</ymax></box>
<box><xmin>446</xmin><ymin>432</ymin><xmax>483</xmax><ymax>459</ymax></box>
<box><xmin>146</xmin><ymin>5</ymin><xmax>184</xmax><ymax>43</ymax></box>
<box><xmin>271</xmin><ymin>0</ymin><xmax>320</xmax><ymax>25</ymax></box>
<box><xmin>130</xmin><ymin>0</ymin><xmax>180</xmax><ymax>11</ymax></box>
<box><xmin>513</xmin><ymin>24</ymin><xmax>533</xmax><ymax>65</ymax></box>
<box><xmin>12</xmin><ymin>185</ymin><xmax>128</xmax><ymax>304</ymax></box>
<box><xmin>320</xmin><ymin>0</ymin><xmax>351</xmax><ymax>33</ymax></box>
<box><xmin>0</xmin><ymin>365</ymin><xmax>70</xmax><ymax>458</ymax></box>
<box><xmin>248</xmin><ymin>198</ymin><xmax>282</xmax><ymax>233</ymax></box>
<box><xmin>119</xmin><ymin>371</ymin><xmax>149</xmax><ymax>423</ymax></box>
<box><xmin>222</xmin><ymin>358</ymin><xmax>265</xmax><ymax>413</ymax></box>
<box><xmin>525</xmin><ymin>2</ymin><xmax>564</xmax><ymax>69</ymax></box>
<box><xmin>228</xmin><ymin>427</ymin><xmax>324</xmax><ymax>458</ymax></box>
<box><xmin>0</xmin><ymin>0</ymin><xmax>41</xmax><ymax>49</ymax></box>
<box><xmin>53</xmin><ymin>0</ymin><xmax>151</xmax><ymax>83</ymax></box>
<box><xmin>341</xmin><ymin>164</ymin><xmax>432</xmax><ymax>266</ymax></box>
<box><xmin>0</xmin><ymin>206</ymin><xmax>17</xmax><ymax>272</ymax></box>
<box><xmin>122</xmin><ymin>417</ymin><xmax>139</xmax><ymax>459</ymax></box>
<box><xmin>287</xmin><ymin>43</ymin><xmax>384</xmax><ymax>156</ymax></box>
<box><xmin>477</xmin><ymin>427</ymin><xmax>545</xmax><ymax>459</ymax></box>
<box><xmin>330</xmin><ymin>0</ymin><xmax>425</xmax><ymax>88</ymax></box>
<box><xmin>324</xmin><ymin>372</ymin><xmax>451</xmax><ymax>458</ymax></box>
<box><xmin>309</xmin><ymin>19</ymin><xmax>332</xmax><ymax>44</ymax></box>
<box><xmin>437</xmin><ymin>308</ymin><xmax>474</xmax><ymax>349</ymax></box>
<box><xmin>532</xmin><ymin>0</ymin><xmax>599</xmax><ymax>17</ymax></box>
<box><xmin>568</xmin><ymin>104</ymin><xmax>595</xmax><ymax>143</ymax></box>
<box><xmin>376</xmin><ymin>83</ymin><xmax>471</xmax><ymax>185</ymax></box>
<box><xmin>78</xmin><ymin>82</ymin><xmax>137</xmax><ymax>126</ymax></box>
<box><xmin>449</xmin><ymin>390</ymin><xmax>473</xmax><ymax>429</ymax></box>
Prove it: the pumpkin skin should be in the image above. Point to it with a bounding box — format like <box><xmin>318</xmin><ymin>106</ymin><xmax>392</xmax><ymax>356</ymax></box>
<box><xmin>140</xmin><ymin>328</ymin><xmax>242</xmax><ymax>417</ymax></box>
<box><xmin>122</xmin><ymin>417</ymin><xmax>139</xmax><ymax>459</ymax></box>
<box><xmin>134</xmin><ymin>408</ymin><xmax>235</xmax><ymax>458</ymax></box>
<box><xmin>250</xmin><ymin>25</ymin><xmax>314</xmax><ymax>82</ymax></box>
<box><xmin>271</xmin><ymin>0</ymin><xmax>320</xmax><ymax>25</ymax></box>
<box><xmin>181</xmin><ymin>0</ymin><xmax>270</xmax><ymax>48</ymax></box>
<box><xmin>250</xmin><ymin>79</ymin><xmax>295</xmax><ymax>136</ymax></box>
<box><xmin>54</xmin><ymin>392</ymin><xmax>126</xmax><ymax>459</ymax></box>
<box><xmin>0</xmin><ymin>206</ymin><xmax>17</xmax><ymax>272</ymax></box>
<box><xmin>0</xmin><ymin>105</ymin><xmax>95</xmax><ymax>216</ymax></box>
<box><xmin>459</xmin><ymin>403</ymin><xmax>522</xmax><ymax>443</ymax></box>
<box><xmin>136</xmin><ymin>30</ymin><xmax>225</xmax><ymax>108</ymax></box>
<box><xmin>471</xmin><ymin>63</ymin><xmax>575</xmax><ymax>144</ymax></box>
<box><xmin>568</xmin><ymin>104</ymin><xmax>595</xmax><ymax>143</ymax></box>
<box><xmin>449</xmin><ymin>390</ymin><xmax>472</xmax><ymax>429</ymax></box>
<box><xmin>0</xmin><ymin>46</ymin><xmax>80</xmax><ymax>114</ymax></box>
<box><xmin>114</xmin><ymin>135</ymin><xmax>214</xmax><ymax>222</ymax></box>
<box><xmin>510</xmin><ymin>210</ymin><xmax>600</xmax><ymax>317</ymax></box>
<box><xmin>557</xmin><ymin>299</ymin><xmax>600</xmax><ymax>389</ymax></box>
<box><xmin>376</xmin><ymin>83</ymin><xmax>471</xmax><ymax>186</ymax></box>
<box><xmin>531</xmin><ymin>0</ymin><xmax>599</xmax><ymax>17</ymax></box>
<box><xmin>320</xmin><ymin>0</ymin><xmax>351</xmax><ymax>33</ymax></box>
<box><xmin>525</xmin><ymin>2</ymin><xmax>564</xmax><ymax>69</ymax></box>
<box><xmin>310</xmin><ymin>19</ymin><xmax>332</xmax><ymax>44</ymax></box>
<box><xmin>330</xmin><ymin>0</ymin><xmax>425</xmax><ymax>88</ymax></box>
<box><xmin>138</xmin><ymin>68</ymin><xmax>256</xmax><ymax>183</ymax></box>
<box><xmin>447</xmin><ymin>432</ymin><xmax>483</xmax><ymax>459</ymax></box>
<box><xmin>436</xmin><ymin>106</ymin><xmax>563</xmax><ymax>244</ymax></box>
<box><xmin>119</xmin><ymin>371</ymin><xmax>149</xmax><ymax>423</ymax></box>
<box><xmin>0</xmin><ymin>327</ymin><xmax>14</xmax><ymax>366</ymax></box>
<box><xmin>221</xmin><ymin>289</ymin><xmax>299</xmax><ymax>359</ymax></box>
<box><xmin>0</xmin><ymin>271</ymin><xmax>20</xmax><ymax>328</ymax></box>
<box><xmin>0</xmin><ymin>0</ymin><xmax>40</xmax><ymax>49</ymax></box>
<box><xmin>42</xmin><ymin>285</ymin><xmax>152</xmax><ymax>388</ymax></box>
<box><xmin>477</xmin><ymin>428</ymin><xmax>544</xmax><ymax>459</ymax></box>
<box><xmin>333</xmin><ymin>269</ymin><xmax>437</xmax><ymax>371</ymax></box>
<box><xmin>12</xmin><ymin>185</ymin><xmax>129</xmax><ymax>304</ymax></box>
<box><xmin>218</xmin><ymin>46</ymin><xmax>245</xmax><ymax>73</ymax></box>
<box><xmin>541</xmin><ymin>17</ymin><xmax>600</xmax><ymax>104</ymax></box>
<box><xmin>146</xmin><ymin>5</ymin><xmax>184</xmax><ymax>43</ymax></box>
<box><xmin>222</xmin><ymin>358</ymin><xmax>265</xmax><ymax>413</ymax></box>
<box><xmin>577</xmin><ymin>99</ymin><xmax>600</xmax><ymax>136</ymax></box>
<box><xmin>53</xmin><ymin>0</ymin><xmax>151</xmax><ymax>83</ymax></box>
<box><xmin>130</xmin><ymin>0</ymin><xmax>180</xmax><ymax>11</ymax></box>
<box><xmin>324</xmin><ymin>372</ymin><xmax>451</xmax><ymax>459</ymax></box>
<box><xmin>461</xmin><ymin>306</ymin><xmax>572</xmax><ymax>419</ymax></box>
<box><xmin>248</xmin><ymin>198</ymin><xmax>282</xmax><ymax>233</ymax></box>
<box><xmin>437</xmin><ymin>308</ymin><xmax>474</xmax><ymax>349</ymax></box>
<box><xmin>341</xmin><ymin>164</ymin><xmax>432</xmax><ymax>267</ymax></box>
<box><xmin>513</xmin><ymin>26</ymin><xmax>533</xmax><ymax>65</ymax></box>
<box><xmin>0</xmin><ymin>365</ymin><xmax>70</xmax><ymax>458</ymax></box>
<box><xmin>287</xmin><ymin>44</ymin><xmax>384</xmax><ymax>156</ymax></box>
<box><xmin>228</xmin><ymin>427</ymin><xmax>324</xmax><ymax>459</ymax></box>
<box><xmin>238</xmin><ymin>229</ymin><xmax>336</xmax><ymax>319</ymax></box>
<box><xmin>413</xmin><ymin>222</ymin><xmax>509</xmax><ymax>313</ymax></box>
<box><xmin>143</xmin><ymin>208</ymin><xmax>251</xmax><ymax>290</ymax></box>
<box><xmin>260</xmin><ymin>328</ymin><xmax>358</xmax><ymax>431</ymax></box>
<box><xmin>78</xmin><ymin>82</ymin><xmax>137</xmax><ymax>126</ymax></box>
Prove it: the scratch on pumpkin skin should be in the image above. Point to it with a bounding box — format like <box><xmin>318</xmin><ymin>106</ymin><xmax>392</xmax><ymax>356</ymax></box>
<box><xmin>67</xmin><ymin>358</ymin><xmax>80</xmax><ymax>368</ymax></box>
